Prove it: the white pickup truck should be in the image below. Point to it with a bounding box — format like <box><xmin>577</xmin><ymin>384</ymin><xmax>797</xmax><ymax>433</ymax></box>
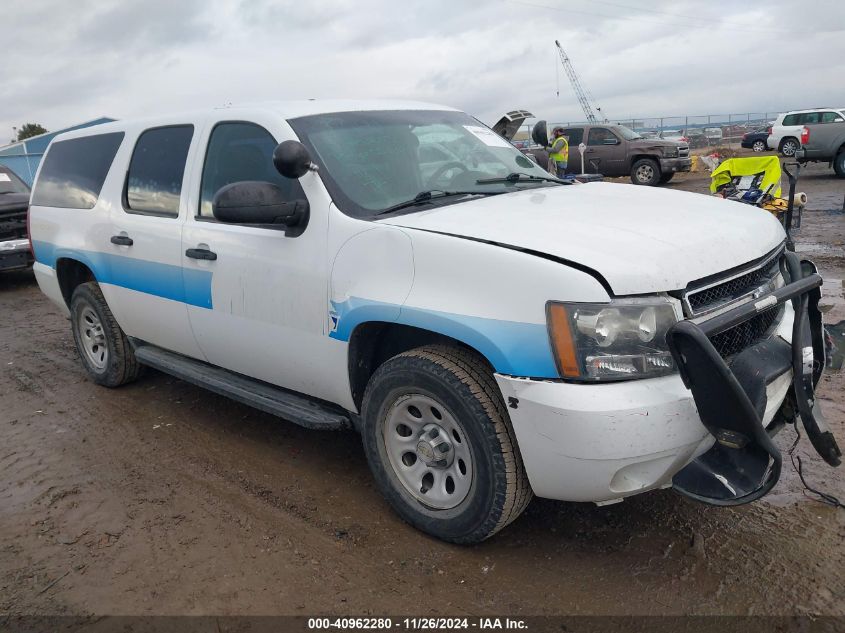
<box><xmin>28</xmin><ymin>101</ymin><xmax>840</xmax><ymax>543</ymax></box>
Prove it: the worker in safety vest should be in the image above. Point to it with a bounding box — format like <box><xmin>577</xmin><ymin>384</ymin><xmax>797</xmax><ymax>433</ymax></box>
<box><xmin>549</xmin><ymin>127</ymin><xmax>569</xmax><ymax>177</ymax></box>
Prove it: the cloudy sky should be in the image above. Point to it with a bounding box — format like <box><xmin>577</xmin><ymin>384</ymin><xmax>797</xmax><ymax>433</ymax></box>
<box><xmin>3</xmin><ymin>0</ymin><xmax>845</xmax><ymax>141</ymax></box>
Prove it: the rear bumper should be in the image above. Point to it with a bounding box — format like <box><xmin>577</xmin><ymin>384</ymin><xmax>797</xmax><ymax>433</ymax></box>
<box><xmin>0</xmin><ymin>239</ymin><xmax>33</xmax><ymax>271</ymax></box>
<box><xmin>660</xmin><ymin>157</ymin><xmax>692</xmax><ymax>173</ymax></box>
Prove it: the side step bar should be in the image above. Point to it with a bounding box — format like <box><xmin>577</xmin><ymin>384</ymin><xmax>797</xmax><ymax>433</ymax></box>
<box><xmin>133</xmin><ymin>343</ymin><xmax>352</xmax><ymax>431</ymax></box>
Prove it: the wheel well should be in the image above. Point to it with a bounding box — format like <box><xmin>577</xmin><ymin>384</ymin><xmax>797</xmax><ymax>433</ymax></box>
<box><xmin>347</xmin><ymin>322</ymin><xmax>493</xmax><ymax>410</ymax></box>
<box><xmin>629</xmin><ymin>154</ymin><xmax>659</xmax><ymax>168</ymax></box>
<box><xmin>780</xmin><ymin>136</ymin><xmax>798</xmax><ymax>148</ymax></box>
<box><xmin>56</xmin><ymin>258</ymin><xmax>95</xmax><ymax>307</ymax></box>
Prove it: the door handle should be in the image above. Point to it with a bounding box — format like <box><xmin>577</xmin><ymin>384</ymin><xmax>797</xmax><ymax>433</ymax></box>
<box><xmin>185</xmin><ymin>247</ymin><xmax>217</xmax><ymax>261</ymax></box>
<box><xmin>110</xmin><ymin>235</ymin><xmax>133</xmax><ymax>246</ymax></box>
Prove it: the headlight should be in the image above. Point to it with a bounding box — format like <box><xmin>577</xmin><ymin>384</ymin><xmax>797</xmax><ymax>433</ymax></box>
<box><xmin>663</xmin><ymin>147</ymin><xmax>679</xmax><ymax>158</ymax></box>
<box><xmin>546</xmin><ymin>298</ymin><xmax>679</xmax><ymax>381</ymax></box>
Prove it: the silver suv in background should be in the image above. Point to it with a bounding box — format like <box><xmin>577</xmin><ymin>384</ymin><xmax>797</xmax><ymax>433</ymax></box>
<box><xmin>768</xmin><ymin>108</ymin><xmax>845</xmax><ymax>156</ymax></box>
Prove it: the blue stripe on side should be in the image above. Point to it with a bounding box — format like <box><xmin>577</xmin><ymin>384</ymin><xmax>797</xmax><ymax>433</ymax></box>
<box><xmin>330</xmin><ymin>297</ymin><xmax>558</xmax><ymax>379</ymax></box>
<box><xmin>32</xmin><ymin>240</ymin><xmax>213</xmax><ymax>309</ymax></box>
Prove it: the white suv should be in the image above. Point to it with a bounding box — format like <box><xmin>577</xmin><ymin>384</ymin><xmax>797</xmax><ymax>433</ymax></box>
<box><xmin>768</xmin><ymin>108</ymin><xmax>845</xmax><ymax>156</ymax></box>
<box><xmin>27</xmin><ymin>100</ymin><xmax>839</xmax><ymax>543</ymax></box>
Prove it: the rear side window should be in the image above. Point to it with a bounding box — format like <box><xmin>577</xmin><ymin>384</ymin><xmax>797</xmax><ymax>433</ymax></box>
<box><xmin>562</xmin><ymin>128</ymin><xmax>583</xmax><ymax>145</ymax></box>
<box><xmin>125</xmin><ymin>125</ymin><xmax>194</xmax><ymax>217</ymax></box>
<box><xmin>782</xmin><ymin>114</ymin><xmax>799</xmax><ymax>126</ymax></box>
<box><xmin>31</xmin><ymin>132</ymin><xmax>124</xmax><ymax>209</ymax></box>
<box><xmin>800</xmin><ymin>112</ymin><xmax>820</xmax><ymax>124</ymax></box>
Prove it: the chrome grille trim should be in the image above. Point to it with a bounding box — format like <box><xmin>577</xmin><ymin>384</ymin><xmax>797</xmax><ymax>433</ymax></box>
<box><xmin>683</xmin><ymin>248</ymin><xmax>783</xmax><ymax>318</ymax></box>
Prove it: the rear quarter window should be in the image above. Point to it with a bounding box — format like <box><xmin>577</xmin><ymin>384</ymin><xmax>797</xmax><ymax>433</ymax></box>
<box><xmin>31</xmin><ymin>132</ymin><xmax>124</xmax><ymax>209</ymax></box>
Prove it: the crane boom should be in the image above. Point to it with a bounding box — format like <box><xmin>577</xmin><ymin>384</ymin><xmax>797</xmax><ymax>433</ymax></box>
<box><xmin>554</xmin><ymin>40</ymin><xmax>607</xmax><ymax>124</ymax></box>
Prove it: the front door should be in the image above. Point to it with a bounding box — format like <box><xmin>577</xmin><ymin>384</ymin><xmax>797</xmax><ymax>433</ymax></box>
<box><xmin>180</xmin><ymin>116</ymin><xmax>333</xmax><ymax>400</ymax></box>
<box><xmin>585</xmin><ymin>127</ymin><xmax>626</xmax><ymax>176</ymax></box>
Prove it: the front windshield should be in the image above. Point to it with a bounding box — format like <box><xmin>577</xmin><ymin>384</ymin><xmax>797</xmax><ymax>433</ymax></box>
<box><xmin>616</xmin><ymin>125</ymin><xmax>642</xmax><ymax>140</ymax></box>
<box><xmin>0</xmin><ymin>169</ymin><xmax>30</xmax><ymax>195</ymax></box>
<box><xmin>288</xmin><ymin>110</ymin><xmax>554</xmax><ymax>218</ymax></box>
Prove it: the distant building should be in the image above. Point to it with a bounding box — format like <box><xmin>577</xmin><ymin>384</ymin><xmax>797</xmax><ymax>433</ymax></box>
<box><xmin>0</xmin><ymin>117</ymin><xmax>115</xmax><ymax>186</ymax></box>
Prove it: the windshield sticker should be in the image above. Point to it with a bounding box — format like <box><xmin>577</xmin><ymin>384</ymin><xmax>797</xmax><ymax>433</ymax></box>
<box><xmin>0</xmin><ymin>174</ymin><xmax>10</xmax><ymax>182</ymax></box>
<box><xmin>463</xmin><ymin>125</ymin><xmax>512</xmax><ymax>148</ymax></box>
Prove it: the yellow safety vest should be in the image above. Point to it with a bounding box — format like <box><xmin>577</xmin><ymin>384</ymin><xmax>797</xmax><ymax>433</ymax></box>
<box><xmin>550</xmin><ymin>136</ymin><xmax>569</xmax><ymax>163</ymax></box>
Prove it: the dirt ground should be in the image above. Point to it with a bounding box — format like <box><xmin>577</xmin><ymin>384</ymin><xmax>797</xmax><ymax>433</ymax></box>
<box><xmin>1</xmin><ymin>161</ymin><xmax>844</xmax><ymax>618</ymax></box>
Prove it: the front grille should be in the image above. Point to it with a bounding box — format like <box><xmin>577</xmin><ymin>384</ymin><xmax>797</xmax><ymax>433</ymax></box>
<box><xmin>688</xmin><ymin>266</ymin><xmax>772</xmax><ymax>313</ymax></box>
<box><xmin>709</xmin><ymin>305</ymin><xmax>783</xmax><ymax>359</ymax></box>
<box><xmin>678</xmin><ymin>145</ymin><xmax>690</xmax><ymax>158</ymax></box>
<box><xmin>685</xmin><ymin>253</ymin><xmax>781</xmax><ymax>316</ymax></box>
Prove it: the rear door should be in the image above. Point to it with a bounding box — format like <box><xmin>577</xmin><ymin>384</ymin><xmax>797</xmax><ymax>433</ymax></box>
<box><xmin>585</xmin><ymin>127</ymin><xmax>626</xmax><ymax>175</ymax></box>
<box><xmin>104</xmin><ymin>123</ymin><xmax>205</xmax><ymax>359</ymax></box>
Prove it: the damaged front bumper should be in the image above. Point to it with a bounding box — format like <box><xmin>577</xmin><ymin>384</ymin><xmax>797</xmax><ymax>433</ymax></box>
<box><xmin>667</xmin><ymin>252</ymin><xmax>841</xmax><ymax>505</ymax></box>
<box><xmin>0</xmin><ymin>238</ymin><xmax>33</xmax><ymax>271</ymax></box>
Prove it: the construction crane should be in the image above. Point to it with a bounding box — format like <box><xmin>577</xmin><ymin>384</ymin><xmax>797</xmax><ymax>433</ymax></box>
<box><xmin>554</xmin><ymin>39</ymin><xmax>608</xmax><ymax>124</ymax></box>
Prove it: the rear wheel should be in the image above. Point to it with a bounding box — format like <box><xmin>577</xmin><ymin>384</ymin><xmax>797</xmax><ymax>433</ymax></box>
<box><xmin>833</xmin><ymin>151</ymin><xmax>845</xmax><ymax>178</ymax></box>
<box><xmin>659</xmin><ymin>172</ymin><xmax>675</xmax><ymax>184</ymax></box>
<box><xmin>780</xmin><ymin>137</ymin><xmax>799</xmax><ymax>157</ymax></box>
<box><xmin>752</xmin><ymin>140</ymin><xmax>766</xmax><ymax>152</ymax></box>
<box><xmin>70</xmin><ymin>282</ymin><xmax>142</xmax><ymax>387</ymax></box>
<box><xmin>631</xmin><ymin>158</ymin><xmax>661</xmax><ymax>186</ymax></box>
<box><xmin>361</xmin><ymin>345</ymin><xmax>532</xmax><ymax>544</ymax></box>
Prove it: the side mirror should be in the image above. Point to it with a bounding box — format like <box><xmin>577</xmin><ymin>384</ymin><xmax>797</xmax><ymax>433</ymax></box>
<box><xmin>212</xmin><ymin>181</ymin><xmax>309</xmax><ymax>237</ymax></box>
<box><xmin>531</xmin><ymin>120</ymin><xmax>549</xmax><ymax>147</ymax></box>
<box><xmin>602</xmin><ymin>137</ymin><xmax>620</xmax><ymax>145</ymax></box>
<box><xmin>273</xmin><ymin>140</ymin><xmax>314</xmax><ymax>179</ymax></box>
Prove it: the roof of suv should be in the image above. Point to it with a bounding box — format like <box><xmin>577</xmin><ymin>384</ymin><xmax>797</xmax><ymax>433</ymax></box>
<box><xmin>51</xmin><ymin>100</ymin><xmax>460</xmax><ymax>143</ymax></box>
<box><xmin>781</xmin><ymin>107</ymin><xmax>845</xmax><ymax>116</ymax></box>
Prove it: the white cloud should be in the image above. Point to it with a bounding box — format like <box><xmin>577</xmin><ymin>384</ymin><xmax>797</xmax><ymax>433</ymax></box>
<box><xmin>2</xmin><ymin>0</ymin><xmax>844</xmax><ymax>140</ymax></box>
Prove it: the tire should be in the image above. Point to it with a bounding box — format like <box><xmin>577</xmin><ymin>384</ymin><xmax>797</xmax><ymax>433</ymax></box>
<box><xmin>752</xmin><ymin>140</ymin><xmax>766</xmax><ymax>152</ymax></box>
<box><xmin>70</xmin><ymin>282</ymin><xmax>142</xmax><ymax>387</ymax></box>
<box><xmin>780</xmin><ymin>137</ymin><xmax>799</xmax><ymax>157</ymax></box>
<box><xmin>833</xmin><ymin>152</ymin><xmax>845</xmax><ymax>178</ymax></box>
<box><xmin>658</xmin><ymin>172</ymin><xmax>674</xmax><ymax>184</ymax></box>
<box><xmin>630</xmin><ymin>158</ymin><xmax>661</xmax><ymax>186</ymax></box>
<box><xmin>361</xmin><ymin>345</ymin><xmax>532</xmax><ymax>544</ymax></box>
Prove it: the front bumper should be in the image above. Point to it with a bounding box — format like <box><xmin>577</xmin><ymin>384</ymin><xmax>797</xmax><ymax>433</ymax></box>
<box><xmin>0</xmin><ymin>239</ymin><xmax>33</xmax><ymax>271</ymax></box>
<box><xmin>496</xmin><ymin>254</ymin><xmax>839</xmax><ymax>505</ymax></box>
<box><xmin>660</xmin><ymin>157</ymin><xmax>692</xmax><ymax>173</ymax></box>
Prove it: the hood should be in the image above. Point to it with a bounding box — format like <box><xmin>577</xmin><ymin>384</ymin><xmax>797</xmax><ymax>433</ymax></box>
<box><xmin>629</xmin><ymin>138</ymin><xmax>683</xmax><ymax>150</ymax></box>
<box><xmin>378</xmin><ymin>182</ymin><xmax>785</xmax><ymax>295</ymax></box>
<box><xmin>491</xmin><ymin>110</ymin><xmax>533</xmax><ymax>141</ymax></box>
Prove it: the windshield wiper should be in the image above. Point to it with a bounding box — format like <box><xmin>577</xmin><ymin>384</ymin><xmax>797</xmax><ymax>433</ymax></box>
<box><xmin>475</xmin><ymin>172</ymin><xmax>571</xmax><ymax>186</ymax></box>
<box><xmin>374</xmin><ymin>190</ymin><xmax>501</xmax><ymax>216</ymax></box>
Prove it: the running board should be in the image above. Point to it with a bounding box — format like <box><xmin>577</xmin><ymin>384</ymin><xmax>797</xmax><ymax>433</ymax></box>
<box><xmin>133</xmin><ymin>343</ymin><xmax>352</xmax><ymax>430</ymax></box>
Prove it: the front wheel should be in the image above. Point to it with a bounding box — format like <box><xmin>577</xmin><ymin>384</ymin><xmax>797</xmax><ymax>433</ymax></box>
<box><xmin>631</xmin><ymin>158</ymin><xmax>661</xmax><ymax>186</ymax></box>
<box><xmin>361</xmin><ymin>345</ymin><xmax>532</xmax><ymax>544</ymax></box>
<box><xmin>752</xmin><ymin>140</ymin><xmax>766</xmax><ymax>152</ymax></box>
<box><xmin>780</xmin><ymin>137</ymin><xmax>799</xmax><ymax>157</ymax></box>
